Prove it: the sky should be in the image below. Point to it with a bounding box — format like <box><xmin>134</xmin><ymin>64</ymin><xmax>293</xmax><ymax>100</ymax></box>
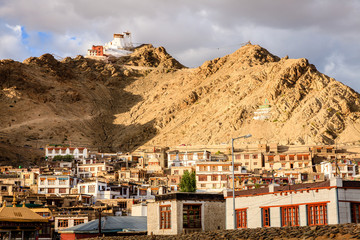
<box><xmin>0</xmin><ymin>0</ymin><xmax>360</xmax><ymax>91</ymax></box>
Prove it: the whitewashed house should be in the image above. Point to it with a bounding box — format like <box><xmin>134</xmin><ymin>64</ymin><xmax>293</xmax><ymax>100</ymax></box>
<box><xmin>225</xmin><ymin>178</ymin><xmax>360</xmax><ymax>229</ymax></box>
<box><xmin>45</xmin><ymin>147</ymin><xmax>88</xmax><ymax>160</ymax></box>
<box><xmin>167</xmin><ymin>150</ymin><xmax>211</xmax><ymax>168</ymax></box>
<box><xmin>38</xmin><ymin>175</ymin><xmax>78</xmax><ymax>195</ymax></box>
<box><xmin>321</xmin><ymin>160</ymin><xmax>357</xmax><ymax>179</ymax></box>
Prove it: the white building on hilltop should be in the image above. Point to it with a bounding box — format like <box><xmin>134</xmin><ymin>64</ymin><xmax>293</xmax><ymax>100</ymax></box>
<box><xmin>86</xmin><ymin>32</ymin><xmax>134</xmax><ymax>58</ymax></box>
<box><xmin>104</xmin><ymin>32</ymin><xmax>133</xmax><ymax>50</ymax></box>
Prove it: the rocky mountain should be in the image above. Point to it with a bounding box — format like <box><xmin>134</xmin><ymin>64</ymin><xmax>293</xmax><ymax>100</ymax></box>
<box><xmin>1</xmin><ymin>43</ymin><xmax>360</xmax><ymax>165</ymax></box>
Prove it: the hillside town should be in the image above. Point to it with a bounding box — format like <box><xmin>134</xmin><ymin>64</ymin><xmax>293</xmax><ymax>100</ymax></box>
<box><xmin>1</xmin><ymin>142</ymin><xmax>360</xmax><ymax>239</ymax></box>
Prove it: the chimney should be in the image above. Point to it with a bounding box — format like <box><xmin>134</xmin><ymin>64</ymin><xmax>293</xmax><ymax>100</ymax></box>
<box><xmin>330</xmin><ymin>176</ymin><xmax>343</xmax><ymax>187</ymax></box>
<box><xmin>269</xmin><ymin>183</ymin><xmax>279</xmax><ymax>193</ymax></box>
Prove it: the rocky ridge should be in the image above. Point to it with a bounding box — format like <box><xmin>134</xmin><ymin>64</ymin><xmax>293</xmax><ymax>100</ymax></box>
<box><xmin>1</xmin><ymin>43</ymin><xmax>360</xmax><ymax>165</ymax></box>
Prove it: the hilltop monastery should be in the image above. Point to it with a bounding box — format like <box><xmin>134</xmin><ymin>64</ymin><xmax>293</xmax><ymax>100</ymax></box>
<box><xmin>87</xmin><ymin>32</ymin><xmax>134</xmax><ymax>59</ymax></box>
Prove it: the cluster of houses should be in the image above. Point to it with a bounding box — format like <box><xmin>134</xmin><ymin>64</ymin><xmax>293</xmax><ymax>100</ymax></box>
<box><xmin>0</xmin><ymin>143</ymin><xmax>360</xmax><ymax>239</ymax></box>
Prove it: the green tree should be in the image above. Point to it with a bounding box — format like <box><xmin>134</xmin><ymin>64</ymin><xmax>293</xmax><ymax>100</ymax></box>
<box><xmin>179</xmin><ymin>170</ymin><xmax>196</xmax><ymax>192</ymax></box>
<box><xmin>52</xmin><ymin>155</ymin><xmax>74</xmax><ymax>162</ymax></box>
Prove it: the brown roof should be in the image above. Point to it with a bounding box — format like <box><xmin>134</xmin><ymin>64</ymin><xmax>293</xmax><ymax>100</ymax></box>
<box><xmin>229</xmin><ymin>180</ymin><xmax>331</xmax><ymax>197</ymax></box>
<box><xmin>0</xmin><ymin>205</ymin><xmax>48</xmax><ymax>222</ymax></box>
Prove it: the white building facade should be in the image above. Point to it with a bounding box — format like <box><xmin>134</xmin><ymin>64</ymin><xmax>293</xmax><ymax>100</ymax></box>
<box><xmin>45</xmin><ymin>147</ymin><xmax>88</xmax><ymax>160</ymax></box>
<box><xmin>167</xmin><ymin>150</ymin><xmax>211</xmax><ymax>168</ymax></box>
<box><xmin>321</xmin><ymin>160</ymin><xmax>357</xmax><ymax>179</ymax></box>
<box><xmin>77</xmin><ymin>162</ymin><xmax>114</xmax><ymax>178</ymax></box>
<box><xmin>38</xmin><ymin>175</ymin><xmax>78</xmax><ymax>195</ymax></box>
<box><xmin>196</xmin><ymin>161</ymin><xmax>243</xmax><ymax>192</ymax></box>
<box><xmin>225</xmin><ymin>178</ymin><xmax>360</xmax><ymax>229</ymax></box>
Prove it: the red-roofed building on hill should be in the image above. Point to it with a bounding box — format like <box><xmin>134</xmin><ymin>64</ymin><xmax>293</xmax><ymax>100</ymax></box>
<box><xmin>87</xmin><ymin>45</ymin><xmax>104</xmax><ymax>56</ymax></box>
<box><xmin>45</xmin><ymin>146</ymin><xmax>88</xmax><ymax>160</ymax></box>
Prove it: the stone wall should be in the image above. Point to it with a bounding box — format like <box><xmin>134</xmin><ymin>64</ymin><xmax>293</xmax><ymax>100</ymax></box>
<box><xmin>86</xmin><ymin>223</ymin><xmax>360</xmax><ymax>239</ymax></box>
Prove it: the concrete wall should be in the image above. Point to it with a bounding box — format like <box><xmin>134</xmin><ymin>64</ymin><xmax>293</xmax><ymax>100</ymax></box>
<box><xmin>148</xmin><ymin>200</ymin><xmax>225</xmax><ymax>235</ymax></box>
<box><xmin>337</xmin><ymin>188</ymin><xmax>360</xmax><ymax>223</ymax></box>
<box><xmin>132</xmin><ymin>204</ymin><xmax>147</xmax><ymax>216</ymax></box>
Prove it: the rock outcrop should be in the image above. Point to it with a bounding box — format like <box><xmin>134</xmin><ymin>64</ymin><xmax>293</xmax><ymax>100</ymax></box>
<box><xmin>1</xmin><ymin>43</ymin><xmax>360</xmax><ymax>165</ymax></box>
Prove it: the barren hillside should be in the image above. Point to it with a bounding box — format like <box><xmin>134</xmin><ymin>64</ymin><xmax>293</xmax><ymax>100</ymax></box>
<box><xmin>1</xmin><ymin>43</ymin><xmax>360</xmax><ymax>165</ymax></box>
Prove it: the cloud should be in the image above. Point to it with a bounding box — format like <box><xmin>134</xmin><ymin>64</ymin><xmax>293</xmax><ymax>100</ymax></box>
<box><xmin>0</xmin><ymin>0</ymin><xmax>359</xmax><ymax>91</ymax></box>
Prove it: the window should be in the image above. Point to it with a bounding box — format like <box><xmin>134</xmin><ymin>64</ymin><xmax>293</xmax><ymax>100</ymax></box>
<box><xmin>245</xmin><ymin>162</ymin><xmax>249</xmax><ymax>166</ymax></box>
<box><xmin>254</xmin><ymin>162</ymin><xmax>258</xmax><ymax>166</ymax></box>
<box><xmin>160</xmin><ymin>205</ymin><xmax>171</xmax><ymax>229</ymax></box>
<box><xmin>59</xmin><ymin>188</ymin><xmax>67</xmax><ymax>194</ymax></box>
<box><xmin>200</xmin><ymin>184</ymin><xmax>206</xmax><ymax>188</ymax></box>
<box><xmin>174</xmin><ymin>170</ymin><xmax>179</xmax><ymax>175</ymax></box>
<box><xmin>221</xmin><ymin>175</ymin><xmax>227</xmax><ymax>181</ymax></box>
<box><xmin>211</xmin><ymin>166</ymin><xmax>217</xmax><ymax>171</ymax></box>
<box><xmin>281</xmin><ymin>163</ymin><xmax>286</xmax><ymax>168</ymax></box>
<box><xmin>308</xmin><ymin>203</ymin><xmax>327</xmax><ymax>225</ymax></box>
<box><xmin>198</xmin><ymin>175</ymin><xmax>207</xmax><ymax>181</ymax></box>
<box><xmin>74</xmin><ymin>219</ymin><xmax>84</xmax><ymax>226</ymax></box>
<box><xmin>304</xmin><ymin>155</ymin><xmax>309</xmax><ymax>160</ymax></box>
<box><xmin>244</xmin><ymin>155</ymin><xmax>250</xmax><ymax>159</ymax></box>
<box><xmin>281</xmin><ymin>206</ymin><xmax>299</xmax><ymax>227</ymax></box>
<box><xmin>289</xmin><ymin>155</ymin><xmax>295</xmax><ymax>160</ymax></box>
<box><xmin>59</xmin><ymin>180</ymin><xmax>66</xmax><ymax>185</ymax></box>
<box><xmin>253</xmin><ymin>154</ymin><xmax>258</xmax><ymax>159</ymax></box>
<box><xmin>211</xmin><ymin>175</ymin><xmax>218</xmax><ymax>181</ymax></box>
<box><xmin>268</xmin><ymin>156</ymin><xmax>274</xmax><ymax>161</ymax></box>
<box><xmin>262</xmin><ymin>208</ymin><xmax>270</xmax><ymax>227</ymax></box>
<box><xmin>183</xmin><ymin>204</ymin><xmax>201</xmax><ymax>228</ymax></box>
<box><xmin>236</xmin><ymin>208</ymin><xmax>247</xmax><ymax>228</ymax></box>
<box><xmin>351</xmin><ymin>203</ymin><xmax>360</xmax><ymax>223</ymax></box>
<box><xmin>58</xmin><ymin>219</ymin><xmax>68</xmax><ymax>228</ymax></box>
<box><xmin>47</xmin><ymin>180</ymin><xmax>55</xmax><ymax>185</ymax></box>
<box><xmin>222</xmin><ymin>166</ymin><xmax>229</xmax><ymax>171</ymax></box>
<box><xmin>280</xmin><ymin>155</ymin><xmax>286</xmax><ymax>161</ymax></box>
<box><xmin>88</xmin><ymin>185</ymin><xmax>95</xmax><ymax>193</ymax></box>
<box><xmin>48</xmin><ymin>188</ymin><xmax>55</xmax><ymax>194</ymax></box>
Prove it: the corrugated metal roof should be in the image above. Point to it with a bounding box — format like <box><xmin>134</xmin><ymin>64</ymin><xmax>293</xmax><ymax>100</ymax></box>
<box><xmin>59</xmin><ymin>216</ymin><xmax>147</xmax><ymax>233</ymax></box>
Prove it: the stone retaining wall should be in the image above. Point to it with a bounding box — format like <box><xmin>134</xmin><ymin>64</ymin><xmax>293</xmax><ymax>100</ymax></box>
<box><xmin>86</xmin><ymin>224</ymin><xmax>360</xmax><ymax>239</ymax></box>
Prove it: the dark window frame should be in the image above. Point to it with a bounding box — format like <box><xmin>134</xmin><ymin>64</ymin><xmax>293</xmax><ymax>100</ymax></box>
<box><xmin>183</xmin><ymin>204</ymin><xmax>202</xmax><ymax>229</ymax></box>
<box><xmin>160</xmin><ymin>205</ymin><xmax>171</xmax><ymax>229</ymax></box>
